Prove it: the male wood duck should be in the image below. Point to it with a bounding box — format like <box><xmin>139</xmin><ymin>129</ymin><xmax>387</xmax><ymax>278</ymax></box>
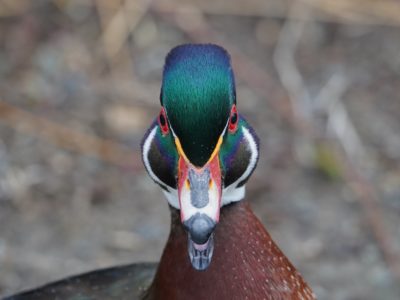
<box><xmin>4</xmin><ymin>44</ymin><xmax>316</xmax><ymax>300</ymax></box>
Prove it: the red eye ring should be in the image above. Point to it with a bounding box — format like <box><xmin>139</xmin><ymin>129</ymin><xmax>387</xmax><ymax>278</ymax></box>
<box><xmin>158</xmin><ymin>107</ymin><xmax>169</xmax><ymax>135</ymax></box>
<box><xmin>228</xmin><ymin>105</ymin><xmax>238</xmax><ymax>133</ymax></box>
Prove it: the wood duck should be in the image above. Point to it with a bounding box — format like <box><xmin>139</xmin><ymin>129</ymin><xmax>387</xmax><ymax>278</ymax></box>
<box><xmin>4</xmin><ymin>44</ymin><xmax>316</xmax><ymax>300</ymax></box>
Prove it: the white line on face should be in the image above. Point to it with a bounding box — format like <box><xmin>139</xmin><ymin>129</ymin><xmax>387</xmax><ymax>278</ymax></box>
<box><xmin>221</xmin><ymin>126</ymin><xmax>258</xmax><ymax>206</ymax></box>
<box><xmin>142</xmin><ymin>126</ymin><xmax>179</xmax><ymax>209</ymax></box>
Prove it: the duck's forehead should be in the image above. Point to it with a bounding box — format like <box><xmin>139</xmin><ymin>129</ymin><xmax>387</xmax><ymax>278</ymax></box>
<box><xmin>162</xmin><ymin>44</ymin><xmax>235</xmax><ymax>107</ymax></box>
<box><xmin>161</xmin><ymin>44</ymin><xmax>235</xmax><ymax>167</ymax></box>
<box><xmin>162</xmin><ymin>44</ymin><xmax>235</xmax><ymax>104</ymax></box>
<box><xmin>162</xmin><ymin>44</ymin><xmax>233</xmax><ymax>80</ymax></box>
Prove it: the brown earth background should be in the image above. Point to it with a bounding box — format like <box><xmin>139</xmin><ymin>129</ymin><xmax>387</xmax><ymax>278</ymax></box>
<box><xmin>0</xmin><ymin>1</ymin><xmax>400</xmax><ymax>299</ymax></box>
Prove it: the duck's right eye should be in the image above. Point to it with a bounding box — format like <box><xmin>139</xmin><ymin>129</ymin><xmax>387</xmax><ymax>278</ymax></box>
<box><xmin>228</xmin><ymin>105</ymin><xmax>238</xmax><ymax>133</ymax></box>
<box><xmin>158</xmin><ymin>107</ymin><xmax>169</xmax><ymax>135</ymax></box>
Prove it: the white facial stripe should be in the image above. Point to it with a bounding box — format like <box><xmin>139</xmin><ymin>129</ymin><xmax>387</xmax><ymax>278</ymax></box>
<box><xmin>142</xmin><ymin>125</ymin><xmax>179</xmax><ymax>209</ymax></box>
<box><xmin>221</xmin><ymin>126</ymin><xmax>258</xmax><ymax>206</ymax></box>
<box><xmin>237</xmin><ymin>126</ymin><xmax>259</xmax><ymax>186</ymax></box>
<box><xmin>142</xmin><ymin>126</ymin><xmax>160</xmax><ymax>185</ymax></box>
<box><xmin>179</xmin><ymin>181</ymin><xmax>220</xmax><ymax>221</ymax></box>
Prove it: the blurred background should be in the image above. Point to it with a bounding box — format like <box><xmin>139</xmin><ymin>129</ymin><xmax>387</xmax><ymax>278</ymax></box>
<box><xmin>0</xmin><ymin>0</ymin><xmax>400</xmax><ymax>299</ymax></box>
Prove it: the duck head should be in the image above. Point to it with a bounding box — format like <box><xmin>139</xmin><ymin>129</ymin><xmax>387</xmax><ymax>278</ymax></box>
<box><xmin>142</xmin><ymin>44</ymin><xmax>259</xmax><ymax>270</ymax></box>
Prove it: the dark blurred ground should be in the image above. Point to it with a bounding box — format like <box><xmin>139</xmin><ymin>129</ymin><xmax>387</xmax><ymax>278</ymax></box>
<box><xmin>1</xmin><ymin>0</ymin><xmax>400</xmax><ymax>299</ymax></box>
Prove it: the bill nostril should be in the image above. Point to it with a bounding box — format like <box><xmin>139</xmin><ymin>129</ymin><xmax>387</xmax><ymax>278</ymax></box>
<box><xmin>183</xmin><ymin>214</ymin><xmax>216</xmax><ymax>245</ymax></box>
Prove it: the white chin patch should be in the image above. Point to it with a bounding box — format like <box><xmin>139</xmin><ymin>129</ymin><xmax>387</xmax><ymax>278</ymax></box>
<box><xmin>162</xmin><ymin>189</ymin><xmax>179</xmax><ymax>209</ymax></box>
<box><xmin>221</xmin><ymin>185</ymin><xmax>245</xmax><ymax>206</ymax></box>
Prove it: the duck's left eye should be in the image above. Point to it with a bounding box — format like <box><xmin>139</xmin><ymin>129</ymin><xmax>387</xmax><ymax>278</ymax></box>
<box><xmin>228</xmin><ymin>105</ymin><xmax>238</xmax><ymax>133</ymax></box>
<box><xmin>158</xmin><ymin>107</ymin><xmax>169</xmax><ymax>135</ymax></box>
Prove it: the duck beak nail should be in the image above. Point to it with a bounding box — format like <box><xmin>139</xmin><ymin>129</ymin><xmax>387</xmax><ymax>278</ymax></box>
<box><xmin>184</xmin><ymin>213</ymin><xmax>216</xmax><ymax>270</ymax></box>
<box><xmin>188</xmin><ymin>232</ymin><xmax>214</xmax><ymax>271</ymax></box>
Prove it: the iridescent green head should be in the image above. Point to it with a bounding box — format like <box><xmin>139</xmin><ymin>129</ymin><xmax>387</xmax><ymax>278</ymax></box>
<box><xmin>142</xmin><ymin>44</ymin><xmax>259</xmax><ymax>271</ymax></box>
<box><xmin>161</xmin><ymin>44</ymin><xmax>236</xmax><ymax>167</ymax></box>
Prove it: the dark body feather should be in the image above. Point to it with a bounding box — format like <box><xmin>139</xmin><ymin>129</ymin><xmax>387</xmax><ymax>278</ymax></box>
<box><xmin>3</xmin><ymin>263</ymin><xmax>156</xmax><ymax>300</ymax></box>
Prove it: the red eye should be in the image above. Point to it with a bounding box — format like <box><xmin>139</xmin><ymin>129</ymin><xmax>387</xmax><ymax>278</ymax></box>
<box><xmin>158</xmin><ymin>107</ymin><xmax>169</xmax><ymax>135</ymax></box>
<box><xmin>228</xmin><ymin>105</ymin><xmax>238</xmax><ymax>133</ymax></box>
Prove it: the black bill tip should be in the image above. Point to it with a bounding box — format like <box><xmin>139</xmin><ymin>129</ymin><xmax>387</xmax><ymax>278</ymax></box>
<box><xmin>188</xmin><ymin>233</ymin><xmax>214</xmax><ymax>271</ymax></box>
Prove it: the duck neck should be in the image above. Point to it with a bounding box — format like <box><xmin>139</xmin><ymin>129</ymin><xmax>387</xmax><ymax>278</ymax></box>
<box><xmin>145</xmin><ymin>200</ymin><xmax>315</xmax><ymax>300</ymax></box>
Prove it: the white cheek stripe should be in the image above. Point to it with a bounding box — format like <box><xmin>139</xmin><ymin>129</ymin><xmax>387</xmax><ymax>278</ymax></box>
<box><xmin>221</xmin><ymin>126</ymin><xmax>258</xmax><ymax>206</ymax></box>
<box><xmin>142</xmin><ymin>126</ymin><xmax>180</xmax><ymax>209</ymax></box>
